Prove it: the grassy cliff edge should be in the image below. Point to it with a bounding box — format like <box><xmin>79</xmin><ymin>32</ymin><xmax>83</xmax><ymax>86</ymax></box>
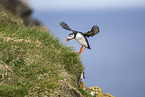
<box><xmin>0</xmin><ymin>8</ymin><xmax>85</xmax><ymax>96</ymax></box>
<box><xmin>0</xmin><ymin>8</ymin><xmax>114</xmax><ymax>97</ymax></box>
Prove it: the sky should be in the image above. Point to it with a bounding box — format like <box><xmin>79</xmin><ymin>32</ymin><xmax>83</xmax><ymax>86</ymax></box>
<box><xmin>29</xmin><ymin>0</ymin><xmax>145</xmax><ymax>11</ymax></box>
<box><xmin>28</xmin><ymin>0</ymin><xmax>145</xmax><ymax>97</ymax></box>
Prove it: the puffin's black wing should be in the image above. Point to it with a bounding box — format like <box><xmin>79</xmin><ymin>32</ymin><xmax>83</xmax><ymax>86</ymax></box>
<box><xmin>83</xmin><ymin>25</ymin><xmax>100</xmax><ymax>37</ymax></box>
<box><xmin>59</xmin><ymin>22</ymin><xmax>73</xmax><ymax>31</ymax></box>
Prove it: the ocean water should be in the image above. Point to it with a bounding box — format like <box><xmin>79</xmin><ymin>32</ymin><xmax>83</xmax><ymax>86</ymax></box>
<box><xmin>32</xmin><ymin>9</ymin><xmax>145</xmax><ymax>97</ymax></box>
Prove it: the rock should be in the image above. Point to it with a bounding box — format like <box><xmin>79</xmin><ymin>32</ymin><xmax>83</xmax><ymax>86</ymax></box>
<box><xmin>0</xmin><ymin>0</ymin><xmax>40</xmax><ymax>26</ymax></box>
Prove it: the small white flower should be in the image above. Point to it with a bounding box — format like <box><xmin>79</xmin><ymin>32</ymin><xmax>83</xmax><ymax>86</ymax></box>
<box><xmin>90</xmin><ymin>92</ymin><xmax>95</xmax><ymax>96</ymax></box>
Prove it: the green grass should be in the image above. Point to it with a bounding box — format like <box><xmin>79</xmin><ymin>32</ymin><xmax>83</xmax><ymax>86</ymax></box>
<box><xmin>0</xmin><ymin>7</ymin><xmax>115</xmax><ymax>97</ymax></box>
<box><xmin>0</xmin><ymin>8</ymin><xmax>85</xmax><ymax>97</ymax></box>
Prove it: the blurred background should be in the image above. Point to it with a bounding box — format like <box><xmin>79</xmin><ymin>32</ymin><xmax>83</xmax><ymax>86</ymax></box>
<box><xmin>28</xmin><ymin>0</ymin><xmax>145</xmax><ymax>97</ymax></box>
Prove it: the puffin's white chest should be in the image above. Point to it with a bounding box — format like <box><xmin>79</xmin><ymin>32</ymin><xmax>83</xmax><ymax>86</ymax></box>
<box><xmin>75</xmin><ymin>33</ymin><xmax>88</xmax><ymax>47</ymax></box>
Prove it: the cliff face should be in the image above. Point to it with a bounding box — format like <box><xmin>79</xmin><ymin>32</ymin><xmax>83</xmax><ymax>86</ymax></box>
<box><xmin>0</xmin><ymin>7</ymin><xmax>85</xmax><ymax>97</ymax></box>
<box><xmin>0</xmin><ymin>0</ymin><xmax>40</xmax><ymax>26</ymax></box>
<box><xmin>0</xmin><ymin>1</ymin><xmax>114</xmax><ymax>96</ymax></box>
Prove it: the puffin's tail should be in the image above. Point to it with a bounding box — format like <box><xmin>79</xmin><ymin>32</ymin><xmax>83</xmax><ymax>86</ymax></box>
<box><xmin>59</xmin><ymin>22</ymin><xmax>73</xmax><ymax>31</ymax></box>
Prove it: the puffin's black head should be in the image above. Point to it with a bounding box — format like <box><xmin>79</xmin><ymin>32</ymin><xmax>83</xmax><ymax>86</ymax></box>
<box><xmin>66</xmin><ymin>33</ymin><xmax>75</xmax><ymax>42</ymax></box>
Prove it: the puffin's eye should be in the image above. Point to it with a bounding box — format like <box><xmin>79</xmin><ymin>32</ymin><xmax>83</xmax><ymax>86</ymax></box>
<box><xmin>69</xmin><ymin>35</ymin><xmax>74</xmax><ymax>38</ymax></box>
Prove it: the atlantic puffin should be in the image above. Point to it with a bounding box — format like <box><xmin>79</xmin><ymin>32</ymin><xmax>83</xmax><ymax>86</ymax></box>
<box><xmin>59</xmin><ymin>22</ymin><xmax>100</xmax><ymax>54</ymax></box>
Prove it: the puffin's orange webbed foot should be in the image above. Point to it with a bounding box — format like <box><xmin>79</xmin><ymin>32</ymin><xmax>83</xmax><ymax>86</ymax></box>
<box><xmin>79</xmin><ymin>46</ymin><xmax>83</xmax><ymax>54</ymax></box>
<box><xmin>78</xmin><ymin>46</ymin><xmax>86</xmax><ymax>54</ymax></box>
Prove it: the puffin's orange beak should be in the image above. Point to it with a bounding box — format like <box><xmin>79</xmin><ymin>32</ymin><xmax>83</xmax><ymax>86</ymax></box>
<box><xmin>66</xmin><ymin>38</ymin><xmax>69</xmax><ymax>42</ymax></box>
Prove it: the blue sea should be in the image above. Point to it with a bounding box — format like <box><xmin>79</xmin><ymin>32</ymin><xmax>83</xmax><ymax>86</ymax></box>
<box><xmin>32</xmin><ymin>8</ymin><xmax>145</xmax><ymax>97</ymax></box>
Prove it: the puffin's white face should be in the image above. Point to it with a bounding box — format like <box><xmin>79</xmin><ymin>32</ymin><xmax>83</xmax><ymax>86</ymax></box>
<box><xmin>66</xmin><ymin>33</ymin><xmax>74</xmax><ymax>42</ymax></box>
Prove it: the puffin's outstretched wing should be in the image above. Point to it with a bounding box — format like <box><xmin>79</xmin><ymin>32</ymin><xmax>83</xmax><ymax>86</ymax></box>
<box><xmin>59</xmin><ymin>22</ymin><xmax>73</xmax><ymax>31</ymax></box>
<box><xmin>60</xmin><ymin>22</ymin><xmax>100</xmax><ymax>37</ymax></box>
<box><xmin>83</xmin><ymin>25</ymin><xmax>100</xmax><ymax>37</ymax></box>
